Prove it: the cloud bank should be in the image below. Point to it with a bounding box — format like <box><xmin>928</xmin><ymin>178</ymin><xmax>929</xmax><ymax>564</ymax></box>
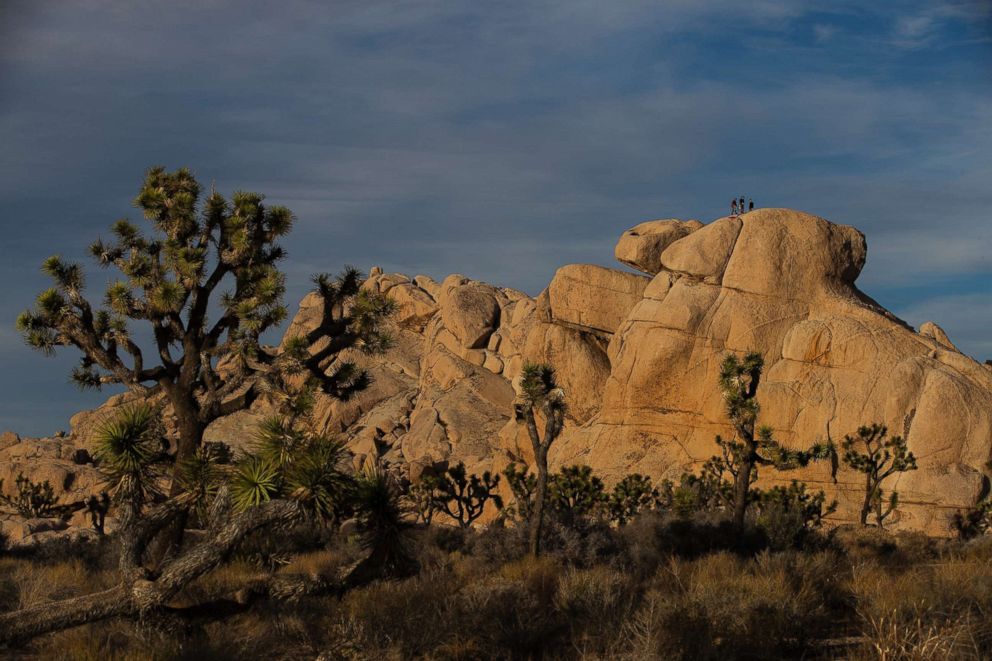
<box><xmin>1</xmin><ymin>0</ymin><xmax>989</xmax><ymax>435</ymax></box>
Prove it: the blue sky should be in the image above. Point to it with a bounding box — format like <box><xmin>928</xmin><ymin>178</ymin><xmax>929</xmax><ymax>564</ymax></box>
<box><xmin>1</xmin><ymin>1</ymin><xmax>990</xmax><ymax>436</ymax></box>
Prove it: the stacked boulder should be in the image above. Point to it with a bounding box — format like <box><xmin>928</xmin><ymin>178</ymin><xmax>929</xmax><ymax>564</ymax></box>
<box><xmin>16</xmin><ymin>208</ymin><xmax>992</xmax><ymax>535</ymax></box>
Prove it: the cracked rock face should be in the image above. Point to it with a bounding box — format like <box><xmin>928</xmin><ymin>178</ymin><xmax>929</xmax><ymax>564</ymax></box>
<box><xmin>28</xmin><ymin>208</ymin><xmax>992</xmax><ymax>535</ymax></box>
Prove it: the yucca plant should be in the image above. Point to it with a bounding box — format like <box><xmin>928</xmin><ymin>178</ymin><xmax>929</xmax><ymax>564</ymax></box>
<box><xmin>501</xmin><ymin>462</ymin><xmax>538</xmax><ymax>524</ymax></box>
<box><xmin>230</xmin><ymin>455</ymin><xmax>282</xmax><ymax>511</ymax></box>
<box><xmin>254</xmin><ymin>416</ymin><xmax>307</xmax><ymax>468</ymax></box>
<box><xmin>414</xmin><ymin>462</ymin><xmax>503</xmax><ymax>529</ymax></box>
<box><xmin>287</xmin><ymin>439</ymin><xmax>352</xmax><ymax>521</ymax></box>
<box><xmin>92</xmin><ymin>403</ymin><xmax>166</xmax><ymax>515</ymax></box>
<box><xmin>0</xmin><ymin>474</ymin><xmax>60</xmax><ymax>518</ymax></box>
<box><xmin>177</xmin><ymin>443</ymin><xmax>229</xmax><ymax>519</ymax></box>
<box><xmin>352</xmin><ymin>459</ymin><xmax>413</xmax><ymax>579</ymax></box>
<box><xmin>549</xmin><ymin>465</ymin><xmax>606</xmax><ymax>524</ymax></box>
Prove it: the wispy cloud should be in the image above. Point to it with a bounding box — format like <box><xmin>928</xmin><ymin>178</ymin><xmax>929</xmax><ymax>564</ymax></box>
<box><xmin>0</xmin><ymin>0</ymin><xmax>989</xmax><ymax>435</ymax></box>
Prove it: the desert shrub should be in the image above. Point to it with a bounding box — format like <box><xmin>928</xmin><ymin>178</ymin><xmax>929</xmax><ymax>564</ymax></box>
<box><xmin>472</xmin><ymin>514</ymin><xmax>624</xmax><ymax>570</ymax></box>
<box><xmin>755</xmin><ymin>480</ymin><xmax>836</xmax><ymax>551</ymax></box>
<box><xmin>337</xmin><ymin>570</ymin><xmax>461</xmax><ymax>656</ymax></box>
<box><xmin>554</xmin><ymin>565</ymin><xmax>638</xmax><ymax>653</ymax></box>
<box><xmin>628</xmin><ymin>513</ymin><xmax>768</xmax><ymax>562</ymax></box>
<box><xmin>953</xmin><ymin>499</ymin><xmax>992</xmax><ymax>540</ymax></box>
<box><xmin>624</xmin><ymin>550</ymin><xmax>846</xmax><ymax>659</ymax></box>
<box><xmin>234</xmin><ymin>521</ymin><xmax>331</xmax><ymax>570</ymax></box>
<box><xmin>850</xmin><ymin>556</ymin><xmax>992</xmax><ymax>658</ymax></box>
<box><xmin>854</xmin><ymin>612</ymin><xmax>982</xmax><ymax>661</ymax></box>
<box><xmin>832</xmin><ymin>525</ymin><xmax>940</xmax><ymax>567</ymax></box>
<box><xmin>0</xmin><ymin>562</ymin><xmax>18</xmax><ymax>613</ymax></box>
<box><xmin>0</xmin><ymin>557</ymin><xmax>117</xmax><ymax>614</ymax></box>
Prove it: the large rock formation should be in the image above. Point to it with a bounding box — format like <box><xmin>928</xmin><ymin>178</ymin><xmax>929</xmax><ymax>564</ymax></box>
<box><xmin>10</xmin><ymin>208</ymin><xmax>992</xmax><ymax>535</ymax></box>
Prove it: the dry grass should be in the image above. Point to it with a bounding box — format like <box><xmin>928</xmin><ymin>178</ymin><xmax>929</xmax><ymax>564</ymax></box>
<box><xmin>0</xmin><ymin>556</ymin><xmax>116</xmax><ymax>612</ymax></box>
<box><xmin>7</xmin><ymin>522</ymin><xmax>992</xmax><ymax>659</ymax></box>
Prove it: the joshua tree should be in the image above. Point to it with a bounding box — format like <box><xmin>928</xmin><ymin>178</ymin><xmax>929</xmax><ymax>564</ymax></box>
<box><xmin>842</xmin><ymin>423</ymin><xmax>917</xmax><ymax>528</ymax></box>
<box><xmin>0</xmin><ymin>473</ymin><xmax>60</xmax><ymax>518</ymax></box>
<box><xmin>501</xmin><ymin>462</ymin><xmax>537</xmax><ymax>523</ymax></box>
<box><xmin>549</xmin><ymin>464</ymin><xmax>606</xmax><ymax>524</ymax></box>
<box><xmin>411</xmin><ymin>462</ymin><xmax>502</xmax><ymax>529</ymax></box>
<box><xmin>608</xmin><ymin>473</ymin><xmax>660</xmax><ymax>525</ymax></box>
<box><xmin>0</xmin><ymin>403</ymin><xmax>408</xmax><ymax>645</ymax></box>
<box><xmin>514</xmin><ymin>363</ymin><xmax>566</xmax><ymax>556</ymax></box>
<box><xmin>16</xmin><ymin>166</ymin><xmax>394</xmax><ymax>478</ymax></box>
<box><xmin>715</xmin><ymin>352</ymin><xmax>835</xmax><ymax>529</ymax></box>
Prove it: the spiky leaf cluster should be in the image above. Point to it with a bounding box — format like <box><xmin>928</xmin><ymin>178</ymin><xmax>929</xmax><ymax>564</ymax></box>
<box><xmin>518</xmin><ymin>363</ymin><xmax>566</xmax><ymax>412</ymax></box>
<box><xmin>276</xmin><ymin>267</ymin><xmax>397</xmax><ymax>403</ymax></box>
<box><xmin>514</xmin><ymin>362</ymin><xmax>567</xmax><ymax>454</ymax></box>
<box><xmin>718</xmin><ymin>351</ymin><xmax>764</xmax><ymax>437</ymax></box>
<box><xmin>228</xmin><ymin>416</ymin><xmax>351</xmax><ymax>519</ymax></box>
<box><xmin>177</xmin><ymin>443</ymin><xmax>231</xmax><ymax>514</ymax></box>
<box><xmin>353</xmin><ymin>459</ymin><xmax>413</xmax><ymax>577</ymax></box>
<box><xmin>92</xmin><ymin>403</ymin><xmax>168</xmax><ymax>507</ymax></box>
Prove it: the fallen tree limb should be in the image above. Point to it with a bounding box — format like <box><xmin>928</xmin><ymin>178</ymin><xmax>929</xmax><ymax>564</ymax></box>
<box><xmin>0</xmin><ymin>498</ymin><xmax>301</xmax><ymax>646</ymax></box>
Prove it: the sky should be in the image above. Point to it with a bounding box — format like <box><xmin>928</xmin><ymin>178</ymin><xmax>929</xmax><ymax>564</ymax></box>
<box><xmin>1</xmin><ymin>0</ymin><xmax>990</xmax><ymax>437</ymax></box>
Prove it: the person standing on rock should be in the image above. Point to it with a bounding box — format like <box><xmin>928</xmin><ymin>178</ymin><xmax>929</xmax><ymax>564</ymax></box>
<box><xmin>731</xmin><ymin>199</ymin><xmax>738</xmax><ymax>216</ymax></box>
<box><xmin>748</xmin><ymin>198</ymin><xmax>754</xmax><ymax>212</ymax></box>
<box><xmin>740</xmin><ymin>195</ymin><xmax>746</xmax><ymax>213</ymax></box>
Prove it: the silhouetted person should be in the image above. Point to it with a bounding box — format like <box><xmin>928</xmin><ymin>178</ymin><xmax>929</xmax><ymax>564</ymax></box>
<box><xmin>748</xmin><ymin>198</ymin><xmax>754</xmax><ymax>212</ymax></box>
<box><xmin>739</xmin><ymin>196</ymin><xmax>745</xmax><ymax>212</ymax></box>
<box><xmin>731</xmin><ymin>199</ymin><xmax>738</xmax><ymax>215</ymax></box>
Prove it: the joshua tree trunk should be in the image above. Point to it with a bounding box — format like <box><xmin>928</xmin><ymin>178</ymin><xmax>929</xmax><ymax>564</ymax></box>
<box><xmin>529</xmin><ymin>443</ymin><xmax>549</xmax><ymax>557</ymax></box>
<box><xmin>0</xmin><ymin>585</ymin><xmax>133</xmax><ymax>644</ymax></box>
<box><xmin>0</xmin><ymin>498</ymin><xmax>299</xmax><ymax>645</ymax></box>
<box><xmin>732</xmin><ymin>448</ymin><xmax>755</xmax><ymax>530</ymax></box>
<box><xmin>522</xmin><ymin>405</ymin><xmax>559</xmax><ymax>557</ymax></box>
<box><xmin>860</xmin><ymin>472</ymin><xmax>875</xmax><ymax>527</ymax></box>
<box><xmin>171</xmin><ymin>394</ymin><xmax>207</xmax><ymax>470</ymax></box>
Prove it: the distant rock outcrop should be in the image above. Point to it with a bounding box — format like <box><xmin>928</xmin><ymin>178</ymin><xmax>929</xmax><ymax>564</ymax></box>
<box><xmin>12</xmin><ymin>208</ymin><xmax>992</xmax><ymax>535</ymax></box>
